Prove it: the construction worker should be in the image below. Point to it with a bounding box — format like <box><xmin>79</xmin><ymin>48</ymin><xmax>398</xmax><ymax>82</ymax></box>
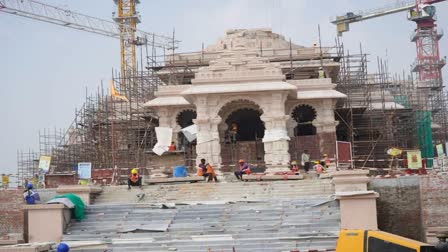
<box><xmin>318</xmin><ymin>67</ymin><xmax>326</xmax><ymax>79</ymax></box>
<box><xmin>23</xmin><ymin>183</ymin><xmax>40</xmax><ymax>204</ymax></box>
<box><xmin>234</xmin><ymin>159</ymin><xmax>250</xmax><ymax>180</ymax></box>
<box><xmin>128</xmin><ymin>168</ymin><xmax>142</xmax><ymax>190</ymax></box>
<box><xmin>56</xmin><ymin>242</ymin><xmax>70</xmax><ymax>252</ymax></box>
<box><xmin>301</xmin><ymin>150</ymin><xmax>311</xmax><ymax>173</ymax></box>
<box><xmin>320</xmin><ymin>154</ymin><xmax>331</xmax><ymax>169</ymax></box>
<box><xmin>205</xmin><ymin>163</ymin><xmax>218</xmax><ymax>182</ymax></box>
<box><xmin>290</xmin><ymin>161</ymin><xmax>299</xmax><ymax>174</ymax></box>
<box><xmin>197</xmin><ymin>159</ymin><xmax>208</xmax><ymax>179</ymax></box>
<box><xmin>313</xmin><ymin>160</ymin><xmax>324</xmax><ymax>174</ymax></box>
<box><xmin>168</xmin><ymin>141</ymin><xmax>176</xmax><ymax>151</ymax></box>
<box><xmin>229</xmin><ymin>122</ymin><xmax>238</xmax><ymax>143</ymax></box>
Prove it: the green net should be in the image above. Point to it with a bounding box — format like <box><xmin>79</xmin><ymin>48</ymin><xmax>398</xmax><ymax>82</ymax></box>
<box><xmin>394</xmin><ymin>95</ymin><xmax>410</xmax><ymax>109</ymax></box>
<box><xmin>415</xmin><ymin>111</ymin><xmax>434</xmax><ymax>168</ymax></box>
<box><xmin>52</xmin><ymin>193</ymin><xmax>86</xmax><ymax>220</ymax></box>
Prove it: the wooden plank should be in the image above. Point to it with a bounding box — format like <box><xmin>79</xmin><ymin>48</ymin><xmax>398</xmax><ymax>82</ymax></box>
<box><xmin>145</xmin><ymin>176</ymin><xmax>204</xmax><ymax>184</ymax></box>
<box><xmin>243</xmin><ymin>174</ymin><xmax>304</xmax><ymax>181</ymax></box>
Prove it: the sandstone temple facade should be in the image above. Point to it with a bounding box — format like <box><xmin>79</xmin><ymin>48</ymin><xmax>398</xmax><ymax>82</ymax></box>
<box><xmin>144</xmin><ymin>29</ymin><xmax>346</xmax><ymax>174</ymax></box>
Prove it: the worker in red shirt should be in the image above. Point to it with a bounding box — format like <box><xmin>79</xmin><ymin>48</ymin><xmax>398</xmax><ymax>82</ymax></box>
<box><xmin>234</xmin><ymin>159</ymin><xmax>250</xmax><ymax>180</ymax></box>
<box><xmin>168</xmin><ymin>141</ymin><xmax>176</xmax><ymax>151</ymax></box>
<box><xmin>128</xmin><ymin>168</ymin><xmax>142</xmax><ymax>190</ymax></box>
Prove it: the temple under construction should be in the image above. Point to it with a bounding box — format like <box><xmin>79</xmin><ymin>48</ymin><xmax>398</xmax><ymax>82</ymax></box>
<box><xmin>16</xmin><ymin>27</ymin><xmax>448</xmax><ymax>184</ymax></box>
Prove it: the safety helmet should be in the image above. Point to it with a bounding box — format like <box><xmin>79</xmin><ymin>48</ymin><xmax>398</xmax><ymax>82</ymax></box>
<box><xmin>131</xmin><ymin>168</ymin><xmax>138</xmax><ymax>174</ymax></box>
<box><xmin>319</xmin><ymin>66</ymin><xmax>323</xmax><ymax>70</ymax></box>
<box><xmin>291</xmin><ymin>161</ymin><xmax>297</xmax><ymax>165</ymax></box>
<box><xmin>238</xmin><ymin>159</ymin><xmax>245</xmax><ymax>163</ymax></box>
<box><xmin>314</xmin><ymin>160</ymin><xmax>320</xmax><ymax>164</ymax></box>
<box><xmin>26</xmin><ymin>183</ymin><xmax>33</xmax><ymax>190</ymax></box>
<box><xmin>323</xmin><ymin>154</ymin><xmax>328</xmax><ymax>157</ymax></box>
<box><xmin>56</xmin><ymin>243</ymin><xmax>70</xmax><ymax>252</ymax></box>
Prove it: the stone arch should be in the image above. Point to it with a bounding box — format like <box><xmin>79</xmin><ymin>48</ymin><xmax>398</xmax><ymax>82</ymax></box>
<box><xmin>218</xmin><ymin>99</ymin><xmax>263</xmax><ymax>121</ymax></box>
<box><xmin>176</xmin><ymin>109</ymin><xmax>197</xmax><ymax>128</ymax></box>
<box><xmin>215</xmin><ymin>96</ymin><xmax>265</xmax><ymax>118</ymax></box>
<box><xmin>290</xmin><ymin>104</ymin><xmax>317</xmax><ymax>136</ymax></box>
<box><xmin>217</xmin><ymin>99</ymin><xmax>265</xmax><ymax>142</ymax></box>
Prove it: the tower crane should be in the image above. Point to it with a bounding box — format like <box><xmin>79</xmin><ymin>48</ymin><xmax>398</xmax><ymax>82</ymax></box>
<box><xmin>0</xmin><ymin>0</ymin><xmax>175</xmax><ymax>88</ymax></box>
<box><xmin>331</xmin><ymin>0</ymin><xmax>448</xmax><ymax>166</ymax></box>
<box><xmin>331</xmin><ymin>0</ymin><xmax>446</xmax><ymax>88</ymax></box>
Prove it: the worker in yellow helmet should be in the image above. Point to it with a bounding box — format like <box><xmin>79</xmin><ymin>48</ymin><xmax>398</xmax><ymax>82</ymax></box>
<box><xmin>128</xmin><ymin>168</ymin><xmax>142</xmax><ymax>190</ymax></box>
<box><xmin>313</xmin><ymin>160</ymin><xmax>324</xmax><ymax>174</ymax></box>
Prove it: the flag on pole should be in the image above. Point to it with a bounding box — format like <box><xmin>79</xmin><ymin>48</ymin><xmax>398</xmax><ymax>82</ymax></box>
<box><xmin>110</xmin><ymin>80</ymin><xmax>129</xmax><ymax>102</ymax></box>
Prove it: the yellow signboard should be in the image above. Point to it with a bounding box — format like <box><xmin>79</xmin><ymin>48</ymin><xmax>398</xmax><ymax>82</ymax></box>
<box><xmin>387</xmin><ymin>147</ymin><xmax>402</xmax><ymax>157</ymax></box>
<box><xmin>2</xmin><ymin>175</ymin><xmax>9</xmax><ymax>186</ymax></box>
<box><xmin>407</xmin><ymin>150</ymin><xmax>422</xmax><ymax>170</ymax></box>
<box><xmin>38</xmin><ymin>156</ymin><xmax>51</xmax><ymax>172</ymax></box>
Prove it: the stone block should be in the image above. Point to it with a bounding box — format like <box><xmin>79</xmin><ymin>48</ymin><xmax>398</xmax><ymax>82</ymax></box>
<box><xmin>332</xmin><ymin>170</ymin><xmax>370</xmax><ymax>192</ymax></box>
<box><xmin>56</xmin><ymin>185</ymin><xmax>102</xmax><ymax>205</ymax></box>
<box><xmin>23</xmin><ymin>204</ymin><xmax>70</xmax><ymax>243</ymax></box>
<box><xmin>336</xmin><ymin>192</ymin><xmax>379</xmax><ymax>230</ymax></box>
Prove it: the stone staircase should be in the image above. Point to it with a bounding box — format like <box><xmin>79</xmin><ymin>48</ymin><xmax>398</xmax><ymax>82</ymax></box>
<box><xmin>94</xmin><ymin>179</ymin><xmax>334</xmax><ymax>205</ymax></box>
<box><xmin>59</xmin><ymin>179</ymin><xmax>338</xmax><ymax>251</ymax></box>
<box><xmin>63</xmin><ymin>198</ymin><xmax>340</xmax><ymax>251</ymax></box>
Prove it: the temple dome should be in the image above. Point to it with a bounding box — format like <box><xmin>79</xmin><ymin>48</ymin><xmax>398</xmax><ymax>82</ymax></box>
<box><xmin>205</xmin><ymin>28</ymin><xmax>304</xmax><ymax>52</ymax></box>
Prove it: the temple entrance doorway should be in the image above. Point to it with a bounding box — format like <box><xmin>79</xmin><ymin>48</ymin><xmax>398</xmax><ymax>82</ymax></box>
<box><xmin>218</xmin><ymin>100</ymin><xmax>265</xmax><ymax>171</ymax></box>
<box><xmin>289</xmin><ymin>104</ymin><xmax>320</xmax><ymax>162</ymax></box>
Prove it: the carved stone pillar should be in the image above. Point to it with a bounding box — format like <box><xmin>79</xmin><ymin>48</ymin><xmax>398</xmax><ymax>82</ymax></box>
<box><xmin>156</xmin><ymin>107</ymin><xmax>177</xmax><ymax>144</ymax></box>
<box><xmin>194</xmin><ymin>116</ymin><xmax>222</xmax><ymax>171</ymax></box>
<box><xmin>157</xmin><ymin>108</ymin><xmax>172</xmax><ymax>128</ymax></box>
<box><xmin>261</xmin><ymin>114</ymin><xmax>291</xmax><ymax>174</ymax></box>
<box><xmin>313</xmin><ymin>100</ymin><xmax>338</xmax><ymax>158</ymax></box>
<box><xmin>173</xmin><ymin>124</ymin><xmax>182</xmax><ymax>146</ymax></box>
<box><xmin>286</xmin><ymin>117</ymin><xmax>296</xmax><ymax>138</ymax></box>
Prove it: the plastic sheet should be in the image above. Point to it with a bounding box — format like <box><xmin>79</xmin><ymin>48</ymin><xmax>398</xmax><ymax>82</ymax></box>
<box><xmin>152</xmin><ymin>127</ymin><xmax>173</xmax><ymax>156</ymax></box>
<box><xmin>181</xmin><ymin>124</ymin><xmax>197</xmax><ymax>142</ymax></box>
<box><xmin>262</xmin><ymin>128</ymin><xmax>290</xmax><ymax>143</ymax></box>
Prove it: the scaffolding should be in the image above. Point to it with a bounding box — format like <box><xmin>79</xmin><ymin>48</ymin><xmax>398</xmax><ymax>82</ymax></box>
<box><xmin>335</xmin><ymin>39</ymin><xmax>448</xmax><ymax>168</ymax></box>
<box><xmin>17</xmin><ymin>31</ymin><xmax>448</xmax><ymax>181</ymax></box>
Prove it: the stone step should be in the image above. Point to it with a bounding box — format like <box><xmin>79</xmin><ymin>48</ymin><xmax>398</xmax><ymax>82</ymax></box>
<box><xmin>93</xmin><ymin>180</ymin><xmax>334</xmax><ymax>205</ymax></box>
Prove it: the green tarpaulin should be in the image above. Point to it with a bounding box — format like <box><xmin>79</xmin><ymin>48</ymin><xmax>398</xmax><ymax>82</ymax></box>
<box><xmin>415</xmin><ymin>111</ymin><xmax>434</xmax><ymax>168</ymax></box>
<box><xmin>52</xmin><ymin>193</ymin><xmax>85</xmax><ymax>220</ymax></box>
<box><xmin>394</xmin><ymin>95</ymin><xmax>410</xmax><ymax>109</ymax></box>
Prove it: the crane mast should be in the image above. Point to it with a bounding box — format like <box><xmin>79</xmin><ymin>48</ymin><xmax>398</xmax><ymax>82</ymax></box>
<box><xmin>410</xmin><ymin>0</ymin><xmax>446</xmax><ymax>86</ymax></box>
<box><xmin>113</xmin><ymin>0</ymin><xmax>142</xmax><ymax>90</ymax></box>
<box><xmin>331</xmin><ymin>0</ymin><xmax>447</xmax><ymax>167</ymax></box>
<box><xmin>0</xmin><ymin>0</ymin><xmax>174</xmax><ymax>91</ymax></box>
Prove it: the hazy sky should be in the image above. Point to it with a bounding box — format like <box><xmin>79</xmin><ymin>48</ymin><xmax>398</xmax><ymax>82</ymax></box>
<box><xmin>1</xmin><ymin>0</ymin><xmax>447</xmax><ymax>176</ymax></box>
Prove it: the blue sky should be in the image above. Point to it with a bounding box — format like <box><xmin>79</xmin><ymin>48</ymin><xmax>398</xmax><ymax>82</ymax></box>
<box><xmin>1</xmin><ymin>0</ymin><xmax>447</xmax><ymax>176</ymax></box>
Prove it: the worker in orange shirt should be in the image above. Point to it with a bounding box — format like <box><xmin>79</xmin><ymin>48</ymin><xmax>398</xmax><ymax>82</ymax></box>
<box><xmin>197</xmin><ymin>158</ymin><xmax>218</xmax><ymax>182</ymax></box>
<box><xmin>197</xmin><ymin>159</ymin><xmax>207</xmax><ymax>178</ymax></box>
<box><xmin>205</xmin><ymin>163</ymin><xmax>218</xmax><ymax>182</ymax></box>
<box><xmin>234</xmin><ymin>159</ymin><xmax>250</xmax><ymax>180</ymax></box>
<box><xmin>128</xmin><ymin>168</ymin><xmax>142</xmax><ymax>190</ymax></box>
<box><xmin>168</xmin><ymin>141</ymin><xmax>176</xmax><ymax>151</ymax></box>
